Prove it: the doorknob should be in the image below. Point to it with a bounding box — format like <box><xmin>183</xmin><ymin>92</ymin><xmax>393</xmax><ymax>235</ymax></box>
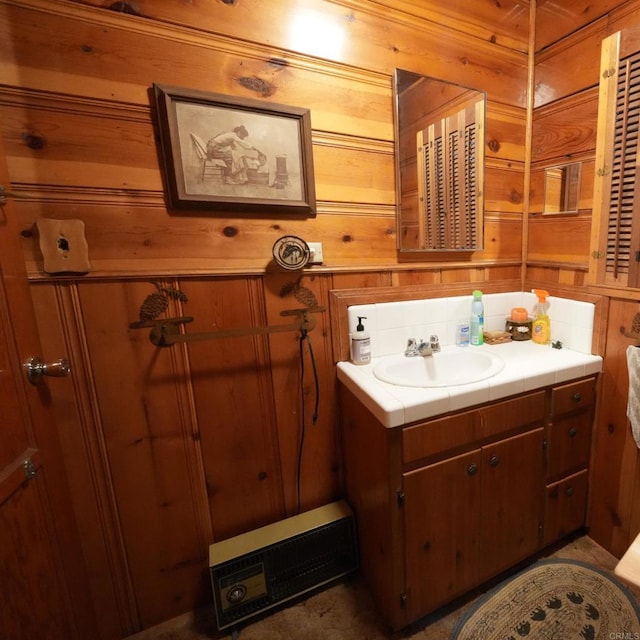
<box><xmin>24</xmin><ymin>356</ymin><xmax>70</xmax><ymax>385</ymax></box>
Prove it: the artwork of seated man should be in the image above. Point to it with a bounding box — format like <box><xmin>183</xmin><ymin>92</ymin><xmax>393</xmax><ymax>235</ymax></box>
<box><xmin>206</xmin><ymin>125</ymin><xmax>265</xmax><ymax>185</ymax></box>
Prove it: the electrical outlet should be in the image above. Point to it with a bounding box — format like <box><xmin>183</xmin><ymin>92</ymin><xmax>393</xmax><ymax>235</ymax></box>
<box><xmin>308</xmin><ymin>242</ymin><xmax>324</xmax><ymax>264</ymax></box>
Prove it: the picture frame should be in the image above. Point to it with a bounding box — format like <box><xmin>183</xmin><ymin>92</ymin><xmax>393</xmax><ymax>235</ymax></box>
<box><xmin>152</xmin><ymin>84</ymin><xmax>316</xmax><ymax>215</ymax></box>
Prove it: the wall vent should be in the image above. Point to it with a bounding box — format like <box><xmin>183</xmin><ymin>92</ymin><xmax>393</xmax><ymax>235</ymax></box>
<box><xmin>209</xmin><ymin>500</ymin><xmax>358</xmax><ymax>630</ymax></box>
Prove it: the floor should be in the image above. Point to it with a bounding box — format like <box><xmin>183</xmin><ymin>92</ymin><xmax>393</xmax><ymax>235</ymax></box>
<box><xmin>127</xmin><ymin>535</ymin><xmax>638</xmax><ymax>640</ymax></box>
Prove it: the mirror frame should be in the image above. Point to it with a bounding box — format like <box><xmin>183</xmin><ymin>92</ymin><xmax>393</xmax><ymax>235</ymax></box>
<box><xmin>393</xmin><ymin>69</ymin><xmax>486</xmax><ymax>254</ymax></box>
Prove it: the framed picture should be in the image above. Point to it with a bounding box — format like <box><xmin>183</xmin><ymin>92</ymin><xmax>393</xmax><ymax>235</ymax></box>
<box><xmin>152</xmin><ymin>84</ymin><xmax>316</xmax><ymax>215</ymax></box>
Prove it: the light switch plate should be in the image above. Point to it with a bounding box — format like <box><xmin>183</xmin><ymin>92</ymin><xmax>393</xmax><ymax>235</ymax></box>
<box><xmin>308</xmin><ymin>242</ymin><xmax>323</xmax><ymax>264</ymax></box>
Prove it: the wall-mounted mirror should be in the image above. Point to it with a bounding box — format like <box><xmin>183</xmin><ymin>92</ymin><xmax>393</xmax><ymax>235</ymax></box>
<box><xmin>394</xmin><ymin>69</ymin><xmax>486</xmax><ymax>252</ymax></box>
<box><xmin>542</xmin><ymin>162</ymin><xmax>581</xmax><ymax>214</ymax></box>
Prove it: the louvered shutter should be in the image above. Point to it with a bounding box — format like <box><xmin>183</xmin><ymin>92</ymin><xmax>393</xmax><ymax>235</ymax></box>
<box><xmin>607</xmin><ymin>51</ymin><xmax>640</xmax><ymax>284</ymax></box>
<box><xmin>417</xmin><ymin>100</ymin><xmax>482</xmax><ymax>250</ymax></box>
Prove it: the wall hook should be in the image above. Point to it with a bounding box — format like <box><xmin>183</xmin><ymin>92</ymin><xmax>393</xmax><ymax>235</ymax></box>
<box><xmin>620</xmin><ymin>311</ymin><xmax>640</xmax><ymax>341</ymax></box>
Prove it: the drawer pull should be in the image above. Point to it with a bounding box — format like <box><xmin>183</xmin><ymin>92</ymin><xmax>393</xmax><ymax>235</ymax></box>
<box><xmin>489</xmin><ymin>455</ymin><xmax>500</xmax><ymax>467</ymax></box>
<box><xmin>565</xmin><ymin>486</ymin><xmax>574</xmax><ymax>497</ymax></box>
<box><xmin>467</xmin><ymin>463</ymin><xmax>478</xmax><ymax>476</ymax></box>
<box><xmin>573</xmin><ymin>392</ymin><xmax>582</xmax><ymax>402</ymax></box>
<box><xmin>568</xmin><ymin>427</ymin><xmax>577</xmax><ymax>438</ymax></box>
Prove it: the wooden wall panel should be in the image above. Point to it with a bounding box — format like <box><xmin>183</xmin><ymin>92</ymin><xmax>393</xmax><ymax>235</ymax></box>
<box><xmin>534</xmin><ymin>18</ymin><xmax>608</xmax><ymax>108</ymax></box>
<box><xmin>0</xmin><ymin>0</ymin><xmax>537</xmax><ymax>636</ymax></box>
<box><xmin>589</xmin><ymin>298</ymin><xmax>640</xmax><ymax>556</ymax></box>
<box><xmin>527</xmin><ymin>216</ymin><xmax>592</xmax><ymax>266</ymax></box>
<box><xmin>177</xmin><ymin>278</ymin><xmax>286</xmax><ymax>539</ymax></box>
<box><xmin>0</xmin><ymin>1</ymin><xmax>389</xmax><ymax>134</ymax></box>
<box><xmin>331</xmin><ymin>271</ymin><xmax>393</xmax><ymax>292</ymax></box>
<box><xmin>485</xmin><ymin>161</ymin><xmax>525</xmax><ymax>214</ymax></box>
<box><xmin>61</xmin><ymin>0</ymin><xmax>529</xmax><ymax>106</ymax></box>
<box><xmin>264</xmin><ymin>273</ymin><xmax>341</xmax><ymax>512</ymax></box>
<box><xmin>535</xmin><ymin>0</ymin><xmax>620</xmax><ymax>52</ymax></box>
<box><xmin>481</xmin><ymin>218</ymin><xmax>524</xmax><ymax>261</ymax></box>
<box><xmin>486</xmin><ymin>103</ymin><xmax>527</xmax><ymax>163</ymax></box>
<box><xmin>73</xmin><ymin>0</ymin><xmax>530</xmax><ymax>55</ymax></box>
<box><xmin>0</xmin><ymin>94</ymin><xmax>160</xmax><ymax>189</ymax></box>
<box><xmin>77</xmin><ymin>280</ymin><xmax>212</xmax><ymax>629</ymax></box>
<box><xmin>531</xmin><ymin>90</ymin><xmax>598</xmax><ymax>163</ymax></box>
<box><xmin>15</xmin><ymin>198</ymin><xmax>398</xmax><ymax>275</ymax></box>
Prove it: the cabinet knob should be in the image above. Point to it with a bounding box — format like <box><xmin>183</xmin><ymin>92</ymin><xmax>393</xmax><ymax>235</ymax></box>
<box><xmin>565</xmin><ymin>486</ymin><xmax>574</xmax><ymax>497</ymax></box>
<box><xmin>573</xmin><ymin>392</ymin><xmax>582</xmax><ymax>402</ymax></box>
<box><xmin>467</xmin><ymin>463</ymin><xmax>478</xmax><ymax>476</ymax></box>
<box><xmin>568</xmin><ymin>427</ymin><xmax>577</xmax><ymax>438</ymax></box>
<box><xmin>489</xmin><ymin>455</ymin><xmax>500</xmax><ymax>467</ymax></box>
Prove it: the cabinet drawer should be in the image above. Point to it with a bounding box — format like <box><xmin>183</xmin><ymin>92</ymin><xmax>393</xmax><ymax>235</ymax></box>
<box><xmin>403</xmin><ymin>411</ymin><xmax>475</xmax><ymax>464</ymax></box>
<box><xmin>476</xmin><ymin>391</ymin><xmax>545</xmax><ymax>439</ymax></box>
<box><xmin>546</xmin><ymin>411</ymin><xmax>592</xmax><ymax>480</ymax></box>
<box><xmin>550</xmin><ymin>377</ymin><xmax>596</xmax><ymax>417</ymax></box>
<box><xmin>402</xmin><ymin>391</ymin><xmax>545</xmax><ymax>464</ymax></box>
<box><xmin>544</xmin><ymin>469</ymin><xmax>588</xmax><ymax>545</ymax></box>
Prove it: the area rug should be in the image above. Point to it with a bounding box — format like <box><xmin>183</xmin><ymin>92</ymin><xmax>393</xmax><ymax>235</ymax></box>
<box><xmin>451</xmin><ymin>558</ymin><xmax>640</xmax><ymax>639</ymax></box>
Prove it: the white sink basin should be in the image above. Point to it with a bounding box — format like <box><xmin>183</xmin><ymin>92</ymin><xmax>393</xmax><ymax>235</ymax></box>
<box><xmin>372</xmin><ymin>349</ymin><xmax>505</xmax><ymax>388</ymax></box>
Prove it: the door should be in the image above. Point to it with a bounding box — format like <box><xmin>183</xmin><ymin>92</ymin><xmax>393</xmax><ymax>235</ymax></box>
<box><xmin>0</xmin><ymin>136</ymin><xmax>95</xmax><ymax>637</ymax></box>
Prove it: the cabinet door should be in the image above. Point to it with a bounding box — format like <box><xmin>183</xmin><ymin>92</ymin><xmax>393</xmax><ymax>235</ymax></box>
<box><xmin>544</xmin><ymin>470</ymin><xmax>589</xmax><ymax>545</ymax></box>
<box><xmin>479</xmin><ymin>428</ymin><xmax>544</xmax><ymax>580</ymax></box>
<box><xmin>403</xmin><ymin>449</ymin><xmax>481</xmax><ymax>619</ymax></box>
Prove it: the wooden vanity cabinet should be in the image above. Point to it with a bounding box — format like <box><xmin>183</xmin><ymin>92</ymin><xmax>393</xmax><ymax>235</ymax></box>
<box><xmin>339</xmin><ymin>377</ymin><xmax>596</xmax><ymax>630</ymax></box>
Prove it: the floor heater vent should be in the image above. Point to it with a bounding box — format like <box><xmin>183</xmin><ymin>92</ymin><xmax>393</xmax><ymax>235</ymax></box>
<box><xmin>209</xmin><ymin>500</ymin><xmax>357</xmax><ymax>630</ymax></box>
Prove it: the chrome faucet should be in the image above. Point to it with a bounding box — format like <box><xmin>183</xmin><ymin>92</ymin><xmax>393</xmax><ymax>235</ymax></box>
<box><xmin>405</xmin><ymin>335</ymin><xmax>440</xmax><ymax>357</ymax></box>
<box><xmin>405</xmin><ymin>338</ymin><xmax>432</xmax><ymax>357</ymax></box>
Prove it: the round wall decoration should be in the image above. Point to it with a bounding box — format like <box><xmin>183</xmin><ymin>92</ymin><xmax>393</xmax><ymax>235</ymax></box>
<box><xmin>272</xmin><ymin>236</ymin><xmax>311</xmax><ymax>270</ymax></box>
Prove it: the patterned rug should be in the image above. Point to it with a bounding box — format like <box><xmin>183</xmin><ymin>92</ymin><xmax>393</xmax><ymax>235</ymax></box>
<box><xmin>452</xmin><ymin>558</ymin><xmax>640</xmax><ymax>639</ymax></box>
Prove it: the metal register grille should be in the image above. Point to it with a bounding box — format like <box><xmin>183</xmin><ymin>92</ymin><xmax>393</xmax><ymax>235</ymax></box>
<box><xmin>209</xmin><ymin>503</ymin><xmax>357</xmax><ymax>630</ymax></box>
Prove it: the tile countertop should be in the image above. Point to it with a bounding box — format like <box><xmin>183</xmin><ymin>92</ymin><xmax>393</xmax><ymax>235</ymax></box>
<box><xmin>337</xmin><ymin>341</ymin><xmax>603</xmax><ymax>428</ymax></box>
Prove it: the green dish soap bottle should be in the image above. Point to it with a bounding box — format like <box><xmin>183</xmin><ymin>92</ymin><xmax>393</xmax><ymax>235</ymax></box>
<box><xmin>531</xmin><ymin>289</ymin><xmax>550</xmax><ymax>345</ymax></box>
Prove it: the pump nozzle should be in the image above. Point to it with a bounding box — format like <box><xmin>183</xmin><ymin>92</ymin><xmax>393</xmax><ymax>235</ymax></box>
<box><xmin>532</xmin><ymin>289</ymin><xmax>549</xmax><ymax>302</ymax></box>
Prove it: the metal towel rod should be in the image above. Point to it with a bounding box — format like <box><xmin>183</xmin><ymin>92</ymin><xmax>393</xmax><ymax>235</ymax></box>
<box><xmin>129</xmin><ymin>307</ymin><xmax>325</xmax><ymax>348</ymax></box>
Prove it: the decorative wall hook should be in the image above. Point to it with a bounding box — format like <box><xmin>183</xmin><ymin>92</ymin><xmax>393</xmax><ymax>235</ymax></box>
<box><xmin>620</xmin><ymin>311</ymin><xmax>640</xmax><ymax>341</ymax></box>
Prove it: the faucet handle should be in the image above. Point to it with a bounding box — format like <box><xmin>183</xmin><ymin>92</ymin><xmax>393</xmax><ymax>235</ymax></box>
<box><xmin>429</xmin><ymin>334</ymin><xmax>441</xmax><ymax>352</ymax></box>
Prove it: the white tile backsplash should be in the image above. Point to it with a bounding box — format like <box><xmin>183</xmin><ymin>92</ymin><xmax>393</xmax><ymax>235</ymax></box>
<box><xmin>346</xmin><ymin>291</ymin><xmax>596</xmax><ymax>358</ymax></box>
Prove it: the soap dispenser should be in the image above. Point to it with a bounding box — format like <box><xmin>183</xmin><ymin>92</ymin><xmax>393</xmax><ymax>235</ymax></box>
<box><xmin>350</xmin><ymin>316</ymin><xmax>371</xmax><ymax>365</ymax></box>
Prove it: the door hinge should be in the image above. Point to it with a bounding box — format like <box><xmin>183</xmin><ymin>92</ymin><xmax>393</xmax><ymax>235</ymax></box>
<box><xmin>24</xmin><ymin>458</ymin><xmax>37</xmax><ymax>481</ymax></box>
<box><xmin>397</xmin><ymin>490</ymin><xmax>405</xmax><ymax>507</ymax></box>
